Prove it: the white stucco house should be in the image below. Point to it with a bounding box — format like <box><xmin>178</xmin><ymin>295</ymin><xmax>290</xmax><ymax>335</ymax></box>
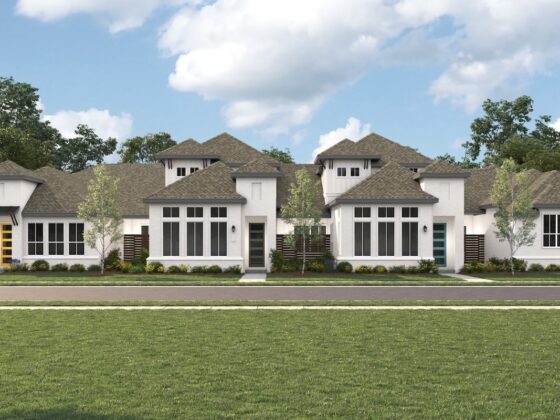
<box><xmin>2</xmin><ymin>132</ymin><xmax>560</xmax><ymax>273</ymax></box>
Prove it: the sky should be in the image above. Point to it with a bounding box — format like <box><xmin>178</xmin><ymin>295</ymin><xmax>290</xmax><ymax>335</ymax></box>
<box><xmin>2</xmin><ymin>0</ymin><xmax>560</xmax><ymax>163</ymax></box>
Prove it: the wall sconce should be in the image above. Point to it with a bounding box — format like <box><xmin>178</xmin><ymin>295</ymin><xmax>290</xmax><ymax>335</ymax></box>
<box><xmin>423</xmin><ymin>225</ymin><xmax>428</xmax><ymax>233</ymax></box>
<box><xmin>231</xmin><ymin>225</ymin><xmax>236</xmax><ymax>233</ymax></box>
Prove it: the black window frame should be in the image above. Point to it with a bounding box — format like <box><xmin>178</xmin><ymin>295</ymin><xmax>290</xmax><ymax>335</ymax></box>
<box><xmin>378</xmin><ymin>207</ymin><xmax>395</xmax><ymax>218</ymax></box>
<box><xmin>163</xmin><ymin>222</ymin><xmax>180</xmax><ymax>256</ymax></box>
<box><xmin>187</xmin><ymin>222</ymin><xmax>203</xmax><ymax>256</ymax></box>
<box><xmin>27</xmin><ymin>223</ymin><xmax>44</xmax><ymax>256</ymax></box>
<box><xmin>402</xmin><ymin>207</ymin><xmax>419</xmax><ymax>218</ymax></box>
<box><xmin>69</xmin><ymin>223</ymin><xmax>85</xmax><ymax>256</ymax></box>
<box><xmin>210</xmin><ymin>207</ymin><xmax>227</xmax><ymax>218</ymax></box>
<box><xmin>190</xmin><ymin>167</ymin><xmax>199</xmax><ymax>174</ymax></box>
<box><xmin>337</xmin><ymin>167</ymin><xmax>347</xmax><ymax>177</ymax></box>
<box><xmin>402</xmin><ymin>221</ymin><xmax>419</xmax><ymax>257</ymax></box>
<box><xmin>163</xmin><ymin>207</ymin><xmax>179</xmax><ymax>218</ymax></box>
<box><xmin>211</xmin><ymin>222</ymin><xmax>227</xmax><ymax>256</ymax></box>
<box><xmin>378</xmin><ymin>222</ymin><xmax>395</xmax><ymax>256</ymax></box>
<box><xmin>354</xmin><ymin>207</ymin><xmax>371</xmax><ymax>218</ymax></box>
<box><xmin>176</xmin><ymin>167</ymin><xmax>186</xmax><ymax>177</ymax></box>
<box><xmin>186</xmin><ymin>207</ymin><xmax>203</xmax><ymax>218</ymax></box>
<box><xmin>350</xmin><ymin>167</ymin><xmax>360</xmax><ymax>177</ymax></box>
<box><xmin>48</xmin><ymin>223</ymin><xmax>64</xmax><ymax>255</ymax></box>
<box><xmin>354</xmin><ymin>222</ymin><xmax>371</xmax><ymax>256</ymax></box>
<box><xmin>543</xmin><ymin>214</ymin><xmax>560</xmax><ymax>248</ymax></box>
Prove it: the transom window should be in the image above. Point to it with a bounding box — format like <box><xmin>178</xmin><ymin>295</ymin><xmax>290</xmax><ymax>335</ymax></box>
<box><xmin>337</xmin><ymin>167</ymin><xmax>347</xmax><ymax>177</ymax></box>
<box><xmin>176</xmin><ymin>167</ymin><xmax>186</xmax><ymax>177</ymax></box>
<box><xmin>48</xmin><ymin>223</ymin><xmax>64</xmax><ymax>255</ymax></box>
<box><xmin>543</xmin><ymin>214</ymin><xmax>560</xmax><ymax>247</ymax></box>
<box><xmin>69</xmin><ymin>223</ymin><xmax>85</xmax><ymax>255</ymax></box>
<box><xmin>28</xmin><ymin>223</ymin><xmax>43</xmax><ymax>256</ymax></box>
<box><xmin>211</xmin><ymin>207</ymin><xmax>227</xmax><ymax>218</ymax></box>
<box><xmin>402</xmin><ymin>207</ymin><xmax>419</xmax><ymax>218</ymax></box>
<box><xmin>350</xmin><ymin>167</ymin><xmax>360</xmax><ymax>177</ymax></box>
<box><xmin>187</xmin><ymin>207</ymin><xmax>203</xmax><ymax>218</ymax></box>
<box><xmin>354</xmin><ymin>207</ymin><xmax>371</xmax><ymax>218</ymax></box>
<box><xmin>378</xmin><ymin>207</ymin><xmax>395</xmax><ymax>218</ymax></box>
<box><xmin>163</xmin><ymin>207</ymin><xmax>179</xmax><ymax>218</ymax></box>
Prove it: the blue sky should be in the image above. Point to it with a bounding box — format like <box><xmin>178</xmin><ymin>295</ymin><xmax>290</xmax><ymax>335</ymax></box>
<box><xmin>2</xmin><ymin>0</ymin><xmax>560</xmax><ymax>163</ymax></box>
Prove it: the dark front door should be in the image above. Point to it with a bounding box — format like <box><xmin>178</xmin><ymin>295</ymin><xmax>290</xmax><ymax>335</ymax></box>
<box><xmin>249</xmin><ymin>223</ymin><xmax>265</xmax><ymax>267</ymax></box>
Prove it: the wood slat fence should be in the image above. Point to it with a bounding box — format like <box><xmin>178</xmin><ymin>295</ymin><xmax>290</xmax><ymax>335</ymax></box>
<box><xmin>464</xmin><ymin>234</ymin><xmax>485</xmax><ymax>263</ymax></box>
<box><xmin>276</xmin><ymin>234</ymin><xmax>330</xmax><ymax>260</ymax></box>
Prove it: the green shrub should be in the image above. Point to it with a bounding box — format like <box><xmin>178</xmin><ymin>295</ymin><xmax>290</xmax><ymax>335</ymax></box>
<box><xmin>119</xmin><ymin>262</ymin><xmax>133</xmax><ymax>273</ymax></box>
<box><xmin>129</xmin><ymin>264</ymin><xmax>145</xmax><ymax>274</ymax></box>
<box><xmin>132</xmin><ymin>248</ymin><xmax>149</xmax><ymax>266</ymax></box>
<box><xmin>166</xmin><ymin>265</ymin><xmax>182</xmax><ymax>274</ymax></box>
<box><xmin>487</xmin><ymin>257</ymin><xmax>527</xmax><ymax>272</ymax></box>
<box><xmin>529</xmin><ymin>263</ymin><xmax>545</xmax><ymax>272</ymax></box>
<box><xmin>269</xmin><ymin>249</ymin><xmax>284</xmax><ymax>272</ymax></box>
<box><xmin>145</xmin><ymin>262</ymin><xmax>164</xmax><ymax>274</ymax></box>
<box><xmin>545</xmin><ymin>264</ymin><xmax>559</xmax><ymax>272</ymax></box>
<box><xmin>306</xmin><ymin>260</ymin><xmax>325</xmax><ymax>272</ymax></box>
<box><xmin>10</xmin><ymin>263</ymin><xmax>29</xmax><ymax>272</ymax></box>
<box><xmin>373</xmin><ymin>265</ymin><xmax>387</xmax><ymax>274</ymax></box>
<box><xmin>282</xmin><ymin>260</ymin><xmax>302</xmax><ymax>272</ymax></box>
<box><xmin>69</xmin><ymin>263</ymin><xmax>85</xmax><ymax>272</ymax></box>
<box><xmin>191</xmin><ymin>266</ymin><xmax>206</xmax><ymax>274</ymax></box>
<box><xmin>104</xmin><ymin>249</ymin><xmax>121</xmax><ymax>271</ymax></box>
<box><xmin>51</xmin><ymin>263</ymin><xmax>69</xmax><ymax>272</ymax></box>
<box><xmin>418</xmin><ymin>259</ymin><xmax>438</xmax><ymax>274</ymax></box>
<box><xmin>323</xmin><ymin>249</ymin><xmax>334</xmax><ymax>260</ymax></box>
<box><xmin>31</xmin><ymin>259</ymin><xmax>49</xmax><ymax>272</ymax></box>
<box><xmin>462</xmin><ymin>261</ymin><xmax>485</xmax><ymax>273</ymax></box>
<box><xmin>388</xmin><ymin>265</ymin><xmax>405</xmax><ymax>274</ymax></box>
<box><xmin>179</xmin><ymin>264</ymin><xmax>191</xmax><ymax>273</ymax></box>
<box><xmin>87</xmin><ymin>264</ymin><xmax>101</xmax><ymax>272</ymax></box>
<box><xmin>224</xmin><ymin>265</ymin><xmax>242</xmax><ymax>274</ymax></box>
<box><xmin>406</xmin><ymin>266</ymin><xmax>419</xmax><ymax>274</ymax></box>
<box><xmin>355</xmin><ymin>265</ymin><xmax>372</xmax><ymax>274</ymax></box>
<box><xmin>206</xmin><ymin>265</ymin><xmax>222</xmax><ymax>274</ymax></box>
<box><xmin>336</xmin><ymin>261</ymin><xmax>353</xmax><ymax>273</ymax></box>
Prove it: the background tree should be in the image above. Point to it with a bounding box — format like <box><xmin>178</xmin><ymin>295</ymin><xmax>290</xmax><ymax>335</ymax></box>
<box><xmin>118</xmin><ymin>132</ymin><xmax>176</xmax><ymax>163</ymax></box>
<box><xmin>280</xmin><ymin>168</ymin><xmax>323</xmax><ymax>274</ymax></box>
<box><xmin>491</xmin><ymin>158</ymin><xmax>537</xmax><ymax>275</ymax></box>
<box><xmin>54</xmin><ymin>124</ymin><xmax>117</xmax><ymax>172</ymax></box>
<box><xmin>78</xmin><ymin>165</ymin><xmax>122</xmax><ymax>275</ymax></box>
<box><xmin>434</xmin><ymin>153</ymin><xmax>480</xmax><ymax>169</ymax></box>
<box><xmin>262</xmin><ymin>146</ymin><xmax>294</xmax><ymax>163</ymax></box>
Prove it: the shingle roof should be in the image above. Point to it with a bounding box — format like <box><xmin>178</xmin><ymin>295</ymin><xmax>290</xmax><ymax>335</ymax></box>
<box><xmin>316</xmin><ymin>139</ymin><xmax>380</xmax><ymax>160</ymax></box>
<box><xmin>331</xmin><ymin>161</ymin><xmax>438</xmax><ymax>206</ymax></box>
<box><xmin>232</xmin><ymin>159</ymin><xmax>282</xmax><ymax>178</ymax></box>
<box><xmin>0</xmin><ymin>160</ymin><xmax>44</xmax><ymax>183</ymax></box>
<box><xmin>155</xmin><ymin>139</ymin><xmax>218</xmax><ymax>159</ymax></box>
<box><xmin>276</xmin><ymin>164</ymin><xmax>327</xmax><ymax>216</ymax></box>
<box><xmin>201</xmin><ymin>133</ymin><xmax>278</xmax><ymax>166</ymax></box>
<box><xmin>415</xmin><ymin>160</ymin><xmax>470</xmax><ymax>179</ymax></box>
<box><xmin>356</xmin><ymin>133</ymin><xmax>432</xmax><ymax>166</ymax></box>
<box><xmin>145</xmin><ymin>161</ymin><xmax>246</xmax><ymax>203</ymax></box>
<box><xmin>464</xmin><ymin>166</ymin><xmax>497</xmax><ymax>214</ymax></box>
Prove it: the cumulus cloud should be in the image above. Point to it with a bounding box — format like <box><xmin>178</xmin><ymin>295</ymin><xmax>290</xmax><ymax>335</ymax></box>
<box><xmin>43</xmin><ymin>108</ymin><xmax>133</xmax><ymax>140</ymax></box>
<box><xmin>550</xmin><ymin>118</ymin><xmax>560</xmax><ymax>131</ymax></box>
<box><xmin>311</xmin><ymin>117</ymin><xmax>371</xmax><ymax>161</ymax></box>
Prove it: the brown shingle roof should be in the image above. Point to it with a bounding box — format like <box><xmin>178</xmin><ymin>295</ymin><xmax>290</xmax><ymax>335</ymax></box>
<box><xmin>232</xmin><ymin>159</ymin><xmax>281</xmax><ymax>178</ymax></box>
<box><xmin>145</xmin><ymin>161</ymin><xmax>246</xmax><ymax>203</ymax></box>
<box><xmin>155</xmin><ymin>138</ymin><xmax>218</xmax><ymax>159</ymax></box>
<box><xmin>201</xmin><ymin>133</ymin><xmax>278</xmax><ymax>166</ymax></box>
<box><xmin>356</xmin><ymin>133</ymin><xmax>432</xmax><ymax>166</ymax></box>
<box><xmin>415</xmin><ymin>160</ymin><xmax>470</xmax><ymax>179</ymax></box>
<box><xmin>276</xmin><ymin>164</ymin><xmax>326</xmax><ymax>216</ymax></box>
<box><xmin>0</xmin><ymin>160</ymin><xmax>44</xmax><ymax>183</ymax></box>
<box><xmin>464</xmin><ymin>166</ymin><xmax>497</xmax><ymax>213</ymax></box>
<box><xmin>316</xmin><ymin>139</ymin><xmax>380</xmax><ymax>160</ymax></box>
<box><xmin>331</xmin><ymin>161</ymin><xmax>438</xmax><ymax>206</ymax></box>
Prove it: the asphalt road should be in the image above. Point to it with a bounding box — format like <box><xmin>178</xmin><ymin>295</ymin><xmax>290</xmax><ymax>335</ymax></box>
<box><xmin>0</xmin><ymin>286</ymin><xmax>560</xmax><ymax>301</ymax></box>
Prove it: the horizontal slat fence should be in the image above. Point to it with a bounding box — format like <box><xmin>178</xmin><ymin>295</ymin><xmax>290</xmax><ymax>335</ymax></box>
<box><xmin>276</xmin><ymin>234</ymin><xmax>330</xmax><ymax>260</ymax></box>
<box><xmin>464</xmin><ymin>234</ymin><xmax>484</xmax><ymax>263</ymax></box>
<box><xmin>123</xmin><ymin>234</ymin><xmax>149</xmax><ymax>262</ymax></box>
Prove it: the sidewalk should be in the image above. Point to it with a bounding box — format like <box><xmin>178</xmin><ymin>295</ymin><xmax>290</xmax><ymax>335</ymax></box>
<box><xmin>442</xmin><ymin>273</ymin><xmax>494</xmax><ymax>283</ymax></box>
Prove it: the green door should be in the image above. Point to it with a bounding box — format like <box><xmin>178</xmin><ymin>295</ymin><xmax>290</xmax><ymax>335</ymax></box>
<box><xmin>433</xmin><ymin>223</ymin><xmax>446</xmax><ymax>267</ymax></box>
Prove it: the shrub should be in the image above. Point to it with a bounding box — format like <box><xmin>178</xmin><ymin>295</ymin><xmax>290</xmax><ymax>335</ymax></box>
<box><xmin>119</xmin><ymin>262</ymin><xmax>133</xmax><ymax>273</ymax></box>
<box><xmin>104</xmin><ymin>249</ymin><xmax>121</xmax><ymax>271</ymax></box>
<box><xmin>132</xmin><ymin>248</ymin><xmax>149</xmax><ymax>266</ymax></box>
<box><xmin>31</xmin><ymin>259</ymin><xmax>49</xmax><ymax>272</ymax></box>
<box><xmin>87</xmin><ymin>264</ymin><xmax>102</xmax><ymax>272</ymax></box>
<box><xmin>487</xmin><ymin>257</ymin><xmax>527</xmax><ymax>272</ymax></box>
<box><xmin>406</xmin><ymin>266</ymin><xmax>419</xmax><ymax>274</ymax></box>
<box><xmin>323</xmin><ymin>249</ymin><xmax>334</xmax><ymax>260</ymax></box>
<box><xmin>69</xmin><ymin>263</ymin><xmax>85</xmax><ymax>272</ymax></box>
<box><xmin>336</xmin><ymin>261</ymin><xmax>353</xmax><ymax>273</ymax></box>
<box><xmin>529</xmin><ymin>263</ymin><xmax>545</xmax><ymax>272</ymax></box>
<box><xmin>545</xmin><ymin>264</ymin><xmax>559</xmax><ymax>272</ymax></box>
<box><xmin>167</xmin><ymin>265</ymin><xmax>182</xmax><ymax>274</ymax></box>
<box><xmin>179</xmin><ymin>264</ymin><xmax>191</xmax><ymax>273</ymax></box>
<box><xmin>191</xmin><ymin>266</ymin><xmax>206</xmax><ymax>274</ymax></box>
<box><xmin>388</xmin><ymin>265</ymin><xmax>405</xmax><ymax>274</ymax></box>
<box><xmin>206</xmin><ymin>265</ymin><xmax>223</xmax><ymax>274</ymax></box>
<box><xmin>418</xmin><ymin>259</ymin><xmax>438</xmax><ymax>274</ymax></box>
<box><xmin>10</xmin><ymin>263</ymin><xmax>29</xmax><ymax>272</ymax></box>
<box><xmin>373</xmin><ymin>265</ymin><xmax>387</xmax><ymax>274</ymax></box>
<box><xmin>129</xmin><ymin>264</ymin><xmax>145</xmax><ymax>274</ymax></box>
<box><xmin>306</xmin><ymin>260</ymin><xmax>325</xmax><ymax>272</ymax></box>
<box><xmin>51</xmin><ymin>263</ymin><xmax>69</xmax><ymax>272</ymax></box>
<box><xmin>355</xmin><ymin>265</ymin><xmax>373</xmax><ymax>274</ymax></box>
<box><xmin>224</xmin><ymin>265</ymin><xmax>242</xmax><ymax>274</ymax></box>
<box><xmin>282</xmin><ymin>260</ymin><xmax>302</xmax><ymax>272</ymax></box>
<box><xmin>145</xmin><ymin>262</ymin><xmax>164</xmax><ymax>274</ymax></box>
<box><xmin>269</xmin><ymin>249</ymin><xmax>284</xmax><ymax>272</ymax></box>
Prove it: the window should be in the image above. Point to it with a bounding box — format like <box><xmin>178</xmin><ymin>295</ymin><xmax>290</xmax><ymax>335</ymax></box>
<box><xmin>402</xmin><ymin>222</ymin><xmax>418</xmax><ymax>256</ymax></box>
<box><xmin>410</xmin><ymin>168</ymin><xmax>418</xmax><ymax>173</ymax></box>
<box><xmin>350</xmin><ymin>167</ymin><xmax>360</xmax><ymax>177</ymax></box>
<box><xmin>28</xmin><ymin>223</ymin><xmax>43</xmax><ymax>255</ymax></box>
<box><xmin>163</xmin><ymin>222</ymin><xmax>179</xmax><ymax>256</ymax></box>
<box><xmin>141</xmin><ymin>225</ymin><xmax>149</xmax><ymax>236</ymax></box>
<box><xmin>378</xmin><ymin>222</ymin><xmax>395</xmax><ymax>256</ymax></box>
<box><xmin>190</xmin><ymin>167</ymin><xmax>199</xmax><ymax>174</ymax></box>
<box><xmin>337</xmin><ymin>167</ymin><xmax>347</xmax><ymax>177</ymax></box>
<box><xmin>163</xmin><ymin>207</ymin><xmax>179</xmax><ymax>218</ymax></box>
<box><xmin>211</xmin><ymin>207</ymin><xmax>227</xmax><ymax>218</ymax></box>
<box><xmin>378</xmin><ymin>207</ymin><xmax>395</xmax><ymax>218</ymax></box>
<box><xmin>402</xmin><ymin>207</ymin><xmax>419</xmax><ymax>218</ymax></box>
<box><xmin>543</xmin><ymin>214</ymin><xmax>560</xmax><ymax>247</ymax></box>
<box><xmin>354</xmin><ymin>222</ymin><xmax>371</xmax><ymax>256</ymax></box>
<box><xmin>48</xmin><ymin>223</ymin><xmax>64</xmax><ymax>255</ymax></box>
<box><xmin>187</xmin><ymin>222</ymin><xmax>203</xmax><ymax>256</ymax></box>
<box><xmin>354</xmin><ymin>207</ymin><xmax>371</xmax><ymax>218</ymax></box>
<box><xmin>176</xmin><ymin>167</ymin><xmax>186</xmax><ymax>177</ymax></box>
<box><xmin>69</xmin><ymin>223</ymin><xmax>85</xmax><ymax>255</ymax></box>
<box><xmin>252</xmin><ymin>182</ymin><xmax>262</xmax><ymax>200</ymax></box>
<box><xmin>211</xmin><ymin>222</ymin><xmax>227</xmax><ymax>256</ymax></box>
<box><xmin>186</xmin><ymin>207</ymin><xmax>203</xmax><ymax>218</ymax></box>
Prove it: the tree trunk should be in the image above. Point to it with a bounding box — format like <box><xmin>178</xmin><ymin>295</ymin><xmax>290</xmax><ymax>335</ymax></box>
<box><xmin>301</xmin><ymin>234</ymin><xmax>306</xmax><ymax>275</ymax></box>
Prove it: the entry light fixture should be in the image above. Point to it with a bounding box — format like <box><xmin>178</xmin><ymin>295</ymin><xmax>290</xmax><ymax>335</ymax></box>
<box><xmin>232</xmin><ymin>225</ymin><xmax>236</xmax><ymax>233</ymax></box>
<box><xmin>423</xmin><ymin>225</ymin><xmax>428</xmax><ymax>233</ymax></box>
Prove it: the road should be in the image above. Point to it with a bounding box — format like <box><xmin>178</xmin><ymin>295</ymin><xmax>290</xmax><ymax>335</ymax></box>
<box><xmin>0</xmin><ymin>285</ymin><xmax>559</xmax><ymax>301</ymax></box>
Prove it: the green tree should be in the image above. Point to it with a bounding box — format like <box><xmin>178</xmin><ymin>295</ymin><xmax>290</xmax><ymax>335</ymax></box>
<box><xmin>262</xmin><ymin>146</ymin><xmax>294</xmax><ymax>163</ymax></box>
<box><xmin>118</xmin><ymin>132</ymin><xmax>176</xmax><ymax>163</ymax></box>
<box><xmin>78</xmin><ymin>165</ymin><xmax>123</xmax><ymax>275</ymax></box>
<box><xmin>280</xmin><ymin>168</ymin><xmax>323</xmax><ymax>274</ymax></box>
<box><xmin>491</xmin><ymin>159</ymin><xmax>537</xmax><ymax>275</ymax></box>
<box><xmin>434</xmin><ymin>153</ymin><xmax>480</xmax><ymax>169</ymax></box>
<box><xmin>55</xmin><ymin>124</ymin><xmax>117</xmax><ymax>172</ymax></box>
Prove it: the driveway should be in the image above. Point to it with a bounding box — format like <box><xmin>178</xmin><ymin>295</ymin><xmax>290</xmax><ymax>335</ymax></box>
<box><xmin>1</xmin><ymin>285</ymin><xmax>560</xmax><ymax>301</ymax></box>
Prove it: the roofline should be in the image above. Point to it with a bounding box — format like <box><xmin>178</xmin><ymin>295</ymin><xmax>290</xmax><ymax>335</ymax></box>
<box><xmin>155</xmin><ymin>154</ymin><xmax>220</xmax><ymax>160</ymax></box>
<box><xmin>314</xmin><ymin>154</ymin><xmax>380</xmax><ymax>163</ymax></box>
<box><xmin>370</xmin><ymin>162</ymin><xmax>431</xmax><ymax>168</ymax></box>
<box><xmin>533</xmin><ymin>203</ymin><xmax>560</xmax><ymax>209</ymax></box>
<box><xmin>22</xmin><ymin>212</ymin><xmax>150</xmax><ymax>218</ymax></box>
<box><xmin>0</xmin><ymin>175</ymin><xmax>44</xmax><ymax>184</ymax></box>
<box><xmin>231</xmin><ymin>172</ymin><xmax>282</xmax><ymax>178</ymax></box>
<box><xmin>144</xmin><ymin>198</ymin><xmax>247</xmax><ymax>204</ymax></box>
<box><xmin>327</xmin><ymin>197</ymin><xmax>439</xmax><ymax>207</ymax></box>
<box><xmin>464</xmin><ymin>210</ymin><xmax>486</xmax><ymax>215</ymax></box>
<box><xmin>415</xmin><ymin>172</ymin><xmax>470</xmax><ymax>180</ymax></box>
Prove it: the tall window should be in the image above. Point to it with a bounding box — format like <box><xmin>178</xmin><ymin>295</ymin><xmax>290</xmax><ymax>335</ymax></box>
<box><xmin>187</xmin><ymin>222</ymin><xmax>203</xmax><ymax>256</ymax></box>
<box><xmin>378</xmin><ymin>207</ymin><xmax>395</xmax><ymax>256</ymax></box>
<box><xmin>163</xmin><ymin>222</ymin><xmax>179</xmax><ymax>256</ymax></box>
<box><xmin>163</xmin><ymin>207</ymin><xmax>179</xmax><ymax>218</ymax></box>
<box><xmin>337</xmin><ymin>167</ymin><xmax>347</xmax><ymax>177</ymax></box>
<box><xmin>543</xmin><ymin>214</ymin><xmax>560</xmax><ymax>247</ymax></box>
<box><xmin>69</xmin><ymin>223</ymin><xmax>85</xmax><ymax>255</ymax></box>
<box><xmin>176</xmin><ymin>167</ymin><xmax>186</xmax><ymax>177</ymax></box>
<box><xmin>48</xmin><ymin>223</ymin><xmax>64</xmax><ymax>255</ymax></box>
<box><xmin>350</xmin><ymin>167</ymin><xmax>360</xmax><ymax>177</ymax></box>
<box><xmin>210</xmin><ymin>207</ymin><xmax>227</xmax><ymax>256</ymax></box>
<box><xmin>28</xmin><ymin>223</ymin><xmax>43</xmax><ymax>255</ymax></box>
<box><xmin>354</xmin><ymin>222</ymin><xmax>371</xmax><ymax>256</ymax></box>
<box><xmin>402</xmin><ymin>207</ymin><xmax>419</xmax><ymax>256</ymax></box>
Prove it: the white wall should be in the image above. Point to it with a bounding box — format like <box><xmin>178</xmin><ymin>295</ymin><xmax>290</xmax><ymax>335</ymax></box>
<box><xmin>321</xmin><ymin>159</ymin><xmax>374</xmax><ymax>204</ymax></box>
<box><xmin>276</xmin><ymin>218</ymin><xmax>331</xmax><ymax>235</ymax></box>
<box><xmin>164</xmin><ymin>159</ymin><xmax>205</xmax><ymax>186</ymax></box>
<box><xmin>122</xmin><ymin>218</ymin><xmax>149</xmax><ymax>235</ymax></box>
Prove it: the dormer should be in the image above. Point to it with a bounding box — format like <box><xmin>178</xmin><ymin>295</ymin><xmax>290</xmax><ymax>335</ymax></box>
<box><xmin>0</xmin><ymin>160</ymin><xmax>44</xmax><ymax>220</ymax></box>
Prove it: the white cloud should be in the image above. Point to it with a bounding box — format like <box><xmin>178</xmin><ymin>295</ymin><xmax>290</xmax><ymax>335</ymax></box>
<box><xmin>551</xmin><ymin>118</ymin><xmax>560</xmax><ymax>131</ymax></box>
<box><xmin>43</xmin><ymin>108</ymin><xmax>133</xmax><ymax>140</ymax></box>
<box><xmin>311</xmin><ymin>117</ymin><xmax>371</xmax><ymax>161</ymax></box>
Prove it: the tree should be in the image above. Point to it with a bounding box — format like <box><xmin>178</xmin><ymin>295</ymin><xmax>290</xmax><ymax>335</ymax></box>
<box><xmin>78</xmin><ymin>165</ymin><xmax>122</xmax><ymax>274</ymax></box>
<box><xmin>280</xmin><ymin>168</ymin><xmax>323</xmax><ymax>274</ymax></box>
<box><xmin>434</xmin><ymin>153</ymin><xmax>480</xmax><ymax>169</ymax></box>
<box><xmin>262</xmin><ymin>146</ymin><xmax>294</xmax><ymax>163</ymax></box>
<box><xmin>491</xmin><ymin>159</ymin><xmax>537</xmax><ymax>275</ymax></box>
<box><xmin>54</xmin><ymin>124</ymin><xmax>117</xmax><ymax>172</ymax></box>
<box><xmin>118</xmin><ymin>132</ymin><xmax>176</xmax><ymax>163</ymax></box>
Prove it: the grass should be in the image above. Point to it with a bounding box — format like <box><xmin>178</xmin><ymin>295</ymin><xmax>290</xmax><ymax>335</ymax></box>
<box><xmin>469</xmin><ymin>272</ymin><xmax>560</xmax><ymax>283</ymax></box>
<box><xmin>0</xmin><ymin>310</ymin><xmax>559</xmax><ymax>418</ymax></box>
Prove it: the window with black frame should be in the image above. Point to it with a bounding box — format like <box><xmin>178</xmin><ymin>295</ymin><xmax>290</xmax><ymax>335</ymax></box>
<box><xmin>48</xmin><ymin>223</ymin><xmax>64</xmax><ymax>255</ymax></box>
<box><xmin>69</xmin><ymin>223</ymin><xmax>85</xmax><ymax>255</ymax></box>
<box><xmin>543</xmin><ymin>214</ymin><xmax>560</xmax><ymax>247</ymax></box>
<box><xmin>163</xmin><ymin>222</ymin><xmax>179</xmax><ymax>256</ymax></box>
<box><xmin>378</xmin><ymin>207</ymin><xmax>395</xmax><ymax>256</ymax></box>
<box><xmin>28</xmin><ymin>223</ymin><xmax>43</xmax><ymax>255</ymax></box>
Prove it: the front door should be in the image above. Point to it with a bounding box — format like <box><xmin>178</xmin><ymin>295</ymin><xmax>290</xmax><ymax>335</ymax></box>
<box><xmin>1</xmin><ymin>224</ymin><xmax>12</xmax><ymax>269</ymax></box>
<box><xmin>433</xmin><ymin>223</ymin><xmax>446</xmax><ymax>267</ymax></box>
<box><xmin>249</xmin><ymin>223</ymin><xmax>265</xmax><ymax>267</ymax></box>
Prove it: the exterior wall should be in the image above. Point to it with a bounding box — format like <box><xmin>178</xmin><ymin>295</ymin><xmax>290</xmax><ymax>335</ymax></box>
<box><xmin>164</xmin><ymin>159</ymin><xmax>205</xmax><ymax>186</ymax></box>
<box><xmin>276</xmin><ymin>218</ymin><xmax>331</xmax><ymax>235</ymax></box>
<box><xmin>320</xmin><ymin>159</ymin><xmax>374</xmax><ymax>204</ymax></box>
<box><xmin>122</xmin><ymin>218</ymin><xmax>149</xmax><ymax>235</ymax></box>
<box><xmin>147</xmin><ymin>204</ymin><xmax>244</xmax><ymax>269</ymax></box>
<box><xmin>331</xmin><ymin>203</ymin><xmax>434</xmax><ymax>268</ymax></box>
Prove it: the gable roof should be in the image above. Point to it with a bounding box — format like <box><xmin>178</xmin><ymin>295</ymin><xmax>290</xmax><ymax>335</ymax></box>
<box><xmin>0</xmin><ymin>160</ymin><xmax>44</xmax><ymax>183</ymax></box>
<box><xmin>232</xmin><ymin>159</ymin><xmax>282</xmax><ymax>178</ymax></box>
<box><xmin>155</xmin><ymin>139</ymin><xmax>219</xmax><ymax>160</ymax></box>
<box><xmin>330</xmin><ymin>161</ymin><xmax>438</xmax><ymax>206</ymax></box>
<box><xmin>464</xmin><ymin>166</ymin><xmax>497</xmax><ymax>214</ymax></box>
<box><xmin>356</xmin><ymin>133</ymin><xmax>432</xmax><ymax>166</ymax></box>
<box><xmin>145</xmin><ymin>161</ymin><xmax>246</xmax><ymax>204</ymax></box>
<box><xmin>201</xmin><ymin>133</ymin><xmax>278</xmax><ymax>166</ymax></box>
<box><xmin>415</xmin><ymin>160</ymin><xmax>470</xmax><ymax>179</ymax></box>
<box><xmin>316</xmin><ymin>139</ymin><xmax>380</xmax><ymax>160</ymax></box>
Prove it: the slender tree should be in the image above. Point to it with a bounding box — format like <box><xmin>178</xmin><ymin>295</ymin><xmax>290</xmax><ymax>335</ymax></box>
<box><xmin>280</xmin><ymin>168</ymin><xmax>323</xmax><ymax>274</ymax></box>
<box><xmin>78</xmin><ymin>165</ymin><xmax>122</xmax><ymax>274</ymax></box>
<box><xmin>491</xmin><ymin>158</ymin><xmax>537</xmax><ymax>275</ymax></box>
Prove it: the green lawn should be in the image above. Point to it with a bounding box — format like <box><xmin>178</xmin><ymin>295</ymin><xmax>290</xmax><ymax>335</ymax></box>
<box><xmin>470</xmin><ymin>272</ymin><xmax>560</xmax><ymax>282</ymax></box>
<box><xmin>0</xmin><ymin>310</ymin><xmax>558</xmax><ymax>418</ymax></box>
